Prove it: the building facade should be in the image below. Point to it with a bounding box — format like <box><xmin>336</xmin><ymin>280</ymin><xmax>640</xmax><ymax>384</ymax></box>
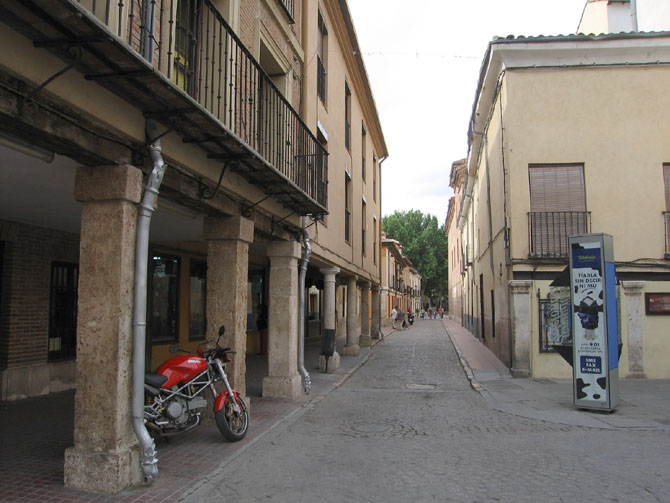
<box><xmin>0</xmin><ymin>0</ymin><xmax>386</xmax><ymax>492</ymax></box>
<box><xmin>452</xmin><ymin>29</ymin><xmax>670</xmax><ymax>380</ymax></box>
<box><xmin>446</xmin><ymin>158</ymin><xmax>466</xmax><ymax>324</ymax></box>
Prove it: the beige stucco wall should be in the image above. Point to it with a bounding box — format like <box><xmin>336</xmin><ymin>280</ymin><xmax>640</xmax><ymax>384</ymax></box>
<box><xmin>464</xmin><ymin>63</ymin><xmax>670</xmax><ymax>378</ymax></box>
<box><xmin>301</xmin><ymin>1</ymin><xmax>383</xmax><ymax>284</ymax></box>
<box><xmin>504</xmin><ymin>67</ymin><xmax>670</xmax><ymax>263</ymax></box>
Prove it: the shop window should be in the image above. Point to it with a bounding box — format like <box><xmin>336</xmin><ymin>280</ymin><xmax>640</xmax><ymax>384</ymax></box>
<box><xmin>149</xmin><ymin>254</ymin><xmax>180</xmax><ymax>343</ymax></box>
<box><xmin>48</xmin><ymin>262</ymin><xmax>78</xmax><ymax>361</ymax></box>
<box><xmin>247</xmin><ymin>269</ymin><xmax>265</xmax><ymax>332</ymax></box>
<box><xmin>189</xmin><ymin>259</ymin><xmax>207</xmax><ymax>341</ymax></box>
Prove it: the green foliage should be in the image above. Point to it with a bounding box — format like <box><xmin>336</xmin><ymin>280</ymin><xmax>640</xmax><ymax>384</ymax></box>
<box><xmin>382</xmin><ymin>210</ymin><xmax>448</xmax><ymax>305</ymax></box>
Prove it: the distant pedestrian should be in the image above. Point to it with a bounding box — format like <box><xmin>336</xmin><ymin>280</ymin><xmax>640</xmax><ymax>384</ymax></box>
<box><xmin>438</xmin><ymin>306</ymin><xmax>444</xmax><ymax>319</ymax></box>
<box><xmin>391</xmin><ymin>306</ymin><xmax>398</xmax><ymax>329</ymax></box>
<box><xmin>428</xmin><ymin>307</ymin><xmax>432</xmax><ymax>319</ymax></box>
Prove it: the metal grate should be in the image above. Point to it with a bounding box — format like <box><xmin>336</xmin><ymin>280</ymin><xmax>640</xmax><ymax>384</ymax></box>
<box><xmin>528</xmin><ymin>211</ymin><xmax>591</xmax><ymax>257</ymax></box>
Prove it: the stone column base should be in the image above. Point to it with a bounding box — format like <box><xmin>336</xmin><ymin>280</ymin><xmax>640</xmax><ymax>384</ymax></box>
<box><xmin>318</xmin><ymin>352</ymin><xmax>341</xmax><ymax>373</ymax></box>
<box><xmin>627</xmin><ymin>371</ymin><xmax>647</xmax><ymax>379</ymax></box>
<box><xmin>510</xmin><ymin>368</ymin><xmax>531</xmax><ymax>378</ymax></box>
<box><xmin>343</xmin><ymin>344</ymin><xmax>360</xmax><ymax>356</ymax></box>
<box><xmin>359</xmin><ymin>335</ymin><xmax>372</xmax><ymax>347</ymax></box>
<box><xmin>64</xmin><ymin>445</ymin><xmax>141</xmax><ymax>493</ymax></box>
<box><xmin>262</xmin><ymin>374</ymin><xmax>302</xmax><ymax>400</ymax></box>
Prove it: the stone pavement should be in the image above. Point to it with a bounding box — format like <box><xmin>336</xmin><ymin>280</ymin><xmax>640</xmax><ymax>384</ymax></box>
<box><xmin>443</xmin><ymin>317</ymin><xmax>670</xmax><ymax>432</ymax></box>
<box><xmin>181</xmin><ymin>318</ymin><xmax>670</xmax><ymax>503</ymax></box>
<box><xmin>1</xmin><ymin>319</ymin><xmax>669</xmax><ymax>502</ymax></box>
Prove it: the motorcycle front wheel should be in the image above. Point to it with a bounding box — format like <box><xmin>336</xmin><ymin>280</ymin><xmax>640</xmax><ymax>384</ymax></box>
<box><xmin>215</xmin><ymin>394</ymin><xmax>249</xmax><ymax>441</ymax></box>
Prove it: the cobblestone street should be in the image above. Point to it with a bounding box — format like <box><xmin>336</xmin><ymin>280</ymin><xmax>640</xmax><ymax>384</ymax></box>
<box><xmin>183</xmin><ymin>320</ymin><xmax>670</xmax><ymax>503</ymax></box>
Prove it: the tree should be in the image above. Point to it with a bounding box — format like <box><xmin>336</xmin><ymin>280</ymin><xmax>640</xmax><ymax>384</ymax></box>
<box><xmin>382</xmin><ymin>210</ymin><xmax>448</xmax><ymax>306</ymax></box>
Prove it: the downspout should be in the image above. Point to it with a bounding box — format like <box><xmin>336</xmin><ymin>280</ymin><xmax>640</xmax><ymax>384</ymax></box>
<box><xmin>131</xmin><ymin>119</ymin><xmax>166</xmax><ymax>483</ymax></box>
<box><xmin>298</xmin><ymin>216</ymin><xmax>312</xmax><ymax>393</ymax></box>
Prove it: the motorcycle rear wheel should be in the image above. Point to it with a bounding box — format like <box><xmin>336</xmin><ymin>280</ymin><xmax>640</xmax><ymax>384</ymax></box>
<box><xmin>215</xmin><ymin>394</ymin><xmax>249</xmax><ymax>441</ymax></box>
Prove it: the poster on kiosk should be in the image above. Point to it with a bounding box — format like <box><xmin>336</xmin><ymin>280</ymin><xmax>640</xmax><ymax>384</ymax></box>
<box><xmin>569</xmin><ymin>234</ymin><xmax>619</xmax><ymax>411</ymax></box>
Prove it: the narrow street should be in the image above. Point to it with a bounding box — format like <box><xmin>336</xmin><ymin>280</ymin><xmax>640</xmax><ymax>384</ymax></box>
<box><xmin>183</xmin><ymin>320</ymin><xmax>669</xmax><ymax>503</ymax></box>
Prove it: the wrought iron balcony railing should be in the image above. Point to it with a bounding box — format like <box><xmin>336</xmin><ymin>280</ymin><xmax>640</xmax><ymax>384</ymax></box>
<box><xmin>278</xmin><ymin>0</ymin><xmax>294</xmax><ymax>22</ymax></box>
<box><xmin>5</xmin><ymin>0</ymin><xmax>327</xmax><ymax>214</ymax></box>
<box><xmin>528</xmin><ymin>211</ymin><xmax>591</xmax><ymax>258</ymax></box>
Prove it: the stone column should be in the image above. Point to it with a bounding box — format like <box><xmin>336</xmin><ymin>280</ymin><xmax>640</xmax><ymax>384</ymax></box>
<box><xmin>319</xmin><ymin>267</ymin><xmax>341</xmax><ymax>372</ymax></box>
<box><xmin>64</xmin><ymin>165</ymin><xmax>143</xmax><ymax>493</ymax></box>
<box><xmin>622</xmin><ymin>281</ymin><xmax>646</xmax><ymax>378</ymax></box>
<box><xmin>343</xmin><ymin>275</ymin><xmax>360</xmax><ymax>356</ymax></box>
<box><xmin>371</xmin><ymin>284</ymin><xmax>381</xmax><ymax>339</ymax></box>
<box><xmin>359</xmin><ymin>281</ymin><xmax>371</xmax><ymax>346</ymax></box>
<box><xmin>509</xmin><ymin>280</ymin><xmax>533</xmax><ymax>378</ymax></box>
<box><xmin>204</xmin><ymin>215</ymin><xmax>254</xmax><ymax>397</ymax></box>
<box><xmin>263</xmin><ymin>240</ymin><xmax>302</xmax><ymax>399</ymax></box>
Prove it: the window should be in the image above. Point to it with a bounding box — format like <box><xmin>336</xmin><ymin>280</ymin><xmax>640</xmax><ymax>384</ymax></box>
<box><xmin>528</xmin><ymin>164</ymin><xmax>588</xmax><ymax>257</ymax></box>
<box><xmin>345</xmin><ymin>83</ymin><xmax>351</xmax><ymax>151</ymax></box>
<box><xmin>247</xmin><ymin>269</ymin><xmax>265</xmax><ymax>332</ymax></box>
<box><xmin>317</xmin><ymin>12</ymin><xmax>328</xmax><ymax>103</ymax></box>
<box><xmin>373</xmin><ymin>217</ymin><xmax>377</xmax><ymax>265</ymax></box>
<box><xmin>372</xmin><ymin>154</ymin><xmax>378</xmax><ymax>203</ymax></box>
<box><xmin>149</xmin><ymin>254</ymin><xmax>180</xmax><ymax>343</ymax></box>
<box><xmin>173</xmin><ymin>0</ymin><xmax>201</xmax><ymax>95</ymax></box>
<box><xmin>189</xmin><ymin>259</ymin><xmax>207</xmax><ymax>340</ymax></box>
<box><xmin>48</xmin><ymin>263</ymin><xmax>78</xmax><ymax>361</ymax></box>
<box><xmin>361</xmin><ymin>123</ymin><xmax>367</xmax><ymax>182</ymax></box>
<box><xmin>345</xmin><ymin>171</ymin><xmax>352</xmax><ymax>242</ymax></box>
<box><xmin>362</xmin><ymin>199</ymin><xmax>367</xmax><ymax>257</ymax></box>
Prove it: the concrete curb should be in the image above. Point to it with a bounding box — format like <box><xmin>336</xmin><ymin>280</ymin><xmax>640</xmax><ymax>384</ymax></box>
<box><xmin>442</xmin><ymin>321</ymin><xmax>485</xmax><ymax>394</ymax></box>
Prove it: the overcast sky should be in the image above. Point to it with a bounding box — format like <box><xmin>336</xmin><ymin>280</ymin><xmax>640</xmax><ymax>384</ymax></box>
<box><xmin>347</xmin><ymin>0</ymin><xmax>588</xmax><ymax>224</ymax></box>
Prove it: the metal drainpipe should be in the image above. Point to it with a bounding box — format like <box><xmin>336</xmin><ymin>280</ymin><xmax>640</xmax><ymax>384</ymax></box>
<box><xmin>298</xmin><ymin>216</ymin><xmax>312</xmax><ymax>393</ymax></box>
<box><xmin>131</xmin><ymin>119</ymin><xmax>166</xmax><ymax>483</ymax></box>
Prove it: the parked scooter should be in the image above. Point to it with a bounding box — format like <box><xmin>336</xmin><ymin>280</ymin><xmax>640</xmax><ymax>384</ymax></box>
<box><xmin>144</xmin><ymin>325</ymin><xmax>248</xmax><ymax>441</ymax></box>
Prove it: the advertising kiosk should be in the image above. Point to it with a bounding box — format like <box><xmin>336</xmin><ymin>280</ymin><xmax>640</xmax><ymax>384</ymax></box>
<box><xmin>569</xmin><ymin>234</ymin><xmax>619</xmax><ymax>412</ymax></box>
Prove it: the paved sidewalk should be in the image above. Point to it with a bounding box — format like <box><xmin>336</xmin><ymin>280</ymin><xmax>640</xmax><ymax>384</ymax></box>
<box><xmin>442</xmin><ymin>317</ymin><xmax>670</xmax><ymax>432</ymax></box>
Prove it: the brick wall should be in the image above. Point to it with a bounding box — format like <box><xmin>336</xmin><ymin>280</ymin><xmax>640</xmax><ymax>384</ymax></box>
<box><xmin>0</xmin><ymin>220</ymin><xmax>79</xmax><ymax>369</ymax></box>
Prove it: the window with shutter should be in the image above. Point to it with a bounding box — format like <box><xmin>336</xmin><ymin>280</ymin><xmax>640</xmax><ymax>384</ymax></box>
<box><xmin>528</xmin><ymin>164</ymin><xmax>588</xmax><ymax>257</ymax></box>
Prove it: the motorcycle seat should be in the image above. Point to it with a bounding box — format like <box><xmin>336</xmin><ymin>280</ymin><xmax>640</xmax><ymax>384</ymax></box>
<box><xmin>145</xmin><ymin>372</ymin><xmax>168</xmax><ymax>389</ymax></box>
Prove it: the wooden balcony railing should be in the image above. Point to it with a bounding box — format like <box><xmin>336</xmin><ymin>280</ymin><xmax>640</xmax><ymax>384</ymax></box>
<box><xmin>528</xmin><ymin>211</ymin><xmax>591</xmax><ymax>258</ymax></box>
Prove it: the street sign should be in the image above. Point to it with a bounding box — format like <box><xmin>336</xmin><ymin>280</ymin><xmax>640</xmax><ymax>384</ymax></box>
<box><xmin>569</xmin><ymin>234</ymin><xmax>619</xmax><ymax>411</ymax></box>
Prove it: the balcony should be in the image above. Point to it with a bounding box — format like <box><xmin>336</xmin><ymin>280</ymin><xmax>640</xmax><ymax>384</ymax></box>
<box><xmin>528</xmin><ymin>211</ymin><xmax>591</xmax><ymax>258</ymax></box>
<box><xmin>277</xmin><ymin>0</ymin><xmax>295</xmax><ymax>23</ymax></box>
<box><xmin>2</xmin><ymin>0</ymin><xmax>326</xmax><ymax>215</ymax></box>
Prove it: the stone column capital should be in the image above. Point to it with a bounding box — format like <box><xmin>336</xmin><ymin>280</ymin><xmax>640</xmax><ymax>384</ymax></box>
<box><xmin>267</xmin><ymin>239</ymin><xmax>302</xmax><ymax>259</ymax></box>
<box><xmin>74</xmin><ymin>165</ymin><xmax>142</xmax><ymax>203</ymax></box>
<box><xmin>319</xmin><ymin>266</ymin><xmax>340</xmax><ymax>278</ymax></box>
<box><xmin>359</xmin><ymin>280</ymin><xmax>371</xmax><ymax>289</ymax></box>
<box><xmin>509</xmin><ymin>280</ymin><xmax>533</xmax><ymax>295</ymax></box>
<box><xmin>203</xmin><ymin>214</ymin><xmax>254</xmax><ymax>243</ymax></box>
<box><xmin>371</xmin><ymin>283</ymin><xmax>381</xmax><ymax>292</ymax></box>
<box><xmin>621</xmin><ymin>281</ymin><xmax>646</xmax><ymax>295</ymax></box>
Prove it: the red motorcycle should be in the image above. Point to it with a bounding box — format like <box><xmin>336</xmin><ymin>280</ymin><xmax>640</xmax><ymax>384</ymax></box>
<box><xmin>144</xmin><ymin>326</ymin><xmax>248</xmax><ymax>441</ymax></box>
